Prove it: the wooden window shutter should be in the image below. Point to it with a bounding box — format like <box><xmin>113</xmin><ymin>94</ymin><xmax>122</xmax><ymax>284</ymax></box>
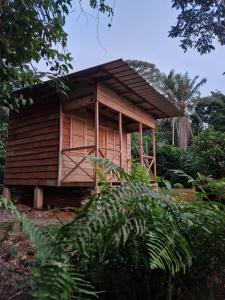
<box><xmin>71</xmin><ymin>117</ymin><xmax>86</xmax><ymax>148</ymax></box>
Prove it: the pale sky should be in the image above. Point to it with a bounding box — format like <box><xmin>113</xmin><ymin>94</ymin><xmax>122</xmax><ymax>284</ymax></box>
<box><xmin>63</xmin><ymin>0</ymin><xmax>225</xmax><ymax>96</ymax></box>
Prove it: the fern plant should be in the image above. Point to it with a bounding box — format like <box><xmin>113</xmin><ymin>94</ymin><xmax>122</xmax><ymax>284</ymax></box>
<box><xmin>0</xmin><ymin>197</ymin><xmax>96</xmax><ymax>300</ymax></box>
<box><xmin>1</xmin><ymin>158</ymin><xmax>225</xmax><ymax>299</ymax></box>
<box><xmin>130</xmin><ymin>161</ymin><xmax>150</xmax><ymax>185</ymax></box>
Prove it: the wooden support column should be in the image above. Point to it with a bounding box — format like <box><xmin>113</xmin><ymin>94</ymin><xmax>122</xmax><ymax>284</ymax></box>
<box><xmin>119</xmin><ymin>112</ymin><xmax>123</xmax><ymax>167</ymax></box>
<box><xmin>3</xmin><ymin>187</ymin><xmax>11</xmax><ymax>201</ymax></box>
<box><xmin>94</xmin><ymin>99</ymin><xmax>99</xmax><ymax>191</ymax></box>
<box><xmin>34</xmin><ymin>186</ymin><xmax>43</xmax><ymax>209</ymax></box>
<box><xmin>152</xmin><ymin>128</ymin><xmax>157</xmax><ymax>177</ymax></box>
<box><xmin>139</xmin><ymin>123</ymin><xmax>143</xmax><ymax>165</ymax></box>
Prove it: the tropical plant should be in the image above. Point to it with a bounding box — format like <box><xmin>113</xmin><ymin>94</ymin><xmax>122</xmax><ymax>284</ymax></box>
<box><xmin>1</xmin><ymin>158</ymin><xmax>225</xmax><ymax>299</ymax></box>
<box><xmin>156</xmin><ymin>145</ymin><xmax>186</xmax><ymax>185</ymax></box>
<box><xmin>189</xmin><ymin>128</ymin><xmax>225</xmax><ymax>178</ymax></box>
<box><xmin>130</xmin><ymin>161</ymin><xmax>150</xmax><ymax>185</ymax></box>
<box><xmin>191</xmin><ymin>92</ymin><xmax>225</xmax><ymax>134</ymax></box>
<box><xmin>0</xmin><ymin>197</ymin><xmax>96</xmax><ymax>300</ymax></box>
<box><xmin>161</xmin><ymin>70</ymin><xmax>207</xmax><ymax>150</ymax></box>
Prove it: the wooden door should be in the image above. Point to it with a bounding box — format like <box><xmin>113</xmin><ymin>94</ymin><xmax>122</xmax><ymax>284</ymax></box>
<box><xmin>99</xmin><ymin>127</ymin><xmax>107</xmax><ymax>157</ymax></box>
<box><xmin>71</xmin><ymin>117</ymin><xmax>86</xmax><ymax>150</ymax></box>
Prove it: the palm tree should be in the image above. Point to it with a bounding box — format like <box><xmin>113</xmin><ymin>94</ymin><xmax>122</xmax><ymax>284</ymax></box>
<box><xmin>161</xmin><ymin>70</ymin><xmax>207</xmax><ymax>150</ymax></box>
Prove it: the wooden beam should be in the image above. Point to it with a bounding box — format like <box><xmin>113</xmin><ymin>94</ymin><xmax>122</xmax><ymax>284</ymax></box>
<box><xmin>58</xmin><ymin>104</ymin><xmax>63</xmax><ymax>186</ymax></box>
<box><xmin>139</xmin><ymin>123</ymin><xmax>143</xmax><ymax>165</ymax></box>
<box><xmin>126</xmin><ymin>122</ymin><xmax>149</xmax><ymax>133</ymax></box>
<box><xmin>34</xmin><ymin>186</ymin><xmax>43</xmax><ymax>209</ymax></box>
<box><xmin>100</xmin><ymin>69</ymin><xmax>169</xmax><ymax>118</ymax></box>
<box><xmin>152</xmin><ymin>128</ymin><xmax>157</xmax><ymax>177</ymax></box>
<box><xmin>62</xmin><ymin>96</ymin><xmax>94</xmax><ymax>112</ymax></box>
<box><xmin>3</xmin><ymin>187</ymin><xmax>11</xmax><ymax>201</ymax></box>
<box><xmin>94</xmin><ymin>98</ymin><xmax>99</xmax><ymax>191</ymax></box>
<box><xmin>97</xmin><ymin>84</ymin><xmax>156</xmax><ymax>129</ymax></box>
<box><xmin>61</xmin><ymin>84</ymin><xmax>95</xmax><ymax>103</ymax></box>
<box><xmin>119</xmin><ymin>112</ymin><xmax>123</xmax><ymax>167</ymax></box>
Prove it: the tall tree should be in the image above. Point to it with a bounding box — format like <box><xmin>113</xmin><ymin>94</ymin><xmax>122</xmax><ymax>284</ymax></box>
<box><xmin>170</xmin><ymin>0</ymin><xmax>225</xmax><ymax>54</ymax></box>
<box><xmin>0</xmin><ymin>0</ymin><xmax>113</xmax><ymax>111</ymax></box>
<box><xmin>191</xmin><ymin>92</ymin><xmax>225</xmax><ymax>134</ymax></box>
<box><xmin>127</xmin><ymin>59</ymin><xmax>163</xmax><ymax>90</ymax></box>
<box><xmin>161</xmin><ymin>70</ymin><xmax>206</xmax><ymax>150</ymax></box>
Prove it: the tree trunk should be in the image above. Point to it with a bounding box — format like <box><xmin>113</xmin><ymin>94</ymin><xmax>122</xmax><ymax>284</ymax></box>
<box><xmin>176</xmin><ymin>116</ymin><xmax>189</xmax><ymax>150</ymax></box>
<box><xmin>171</xmin><ymin>118</ymin><xmax>175</xmax><ymax>146</ymax></box>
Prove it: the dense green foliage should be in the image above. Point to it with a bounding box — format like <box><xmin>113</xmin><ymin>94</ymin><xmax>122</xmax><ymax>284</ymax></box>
<box><xmin>191</xmin><ymin>92</ymin><xmax>225</xmax><ymax>134</ymax></box>
<box><xmin>0</xmin><ymin>0</ymin><xmax>113</xmax><ymax>110</ymax></box>
<box><xmin>170</xmin><ymin>0</ymin><xmax>225</xmax><ymax>54</ymax></box>
<box><xmin>156</xmin><ymin>145</ymin><xmax>185</xmax><ymax>184</ymax></box>
<box><xmin>202</xmin><ymin>178</ymin><xmax>225</xmax><ymax>202</ymax></box>
<box><xmin>189</xmin><ymin>128</ymin><xmax>225</xmax><ymax>178</ymax></box>
<box><xmin>1</xmin><ymin>159</ymin><xmax>225</xmax><ymax>299</ymax></box>
<box><xmin>156</xmin><ymin>128</ymin><xmax>225</xmax><ymax>184</ymax></box>
<box><xmin>0</xmin><ymin>197</ymin><xmax>96</xmax><ymax>300</ymax></box>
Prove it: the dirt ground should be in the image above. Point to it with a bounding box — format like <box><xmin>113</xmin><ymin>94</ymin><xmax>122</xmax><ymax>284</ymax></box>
<box><xmin>0</xmin><ymin>204</ymin><xmax>75</xmax><ymax>299</ymax></box>
<box><xmin>0</xmin><ymin>203</ymin><xmax>76</xmax><ymax>225</ymax></box>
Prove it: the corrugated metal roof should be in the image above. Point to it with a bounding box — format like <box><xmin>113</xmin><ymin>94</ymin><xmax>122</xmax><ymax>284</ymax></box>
<box><xmin>67</xmin><ymin>59</ymin><xmax>182</xmax><ymax>119</ymax></box>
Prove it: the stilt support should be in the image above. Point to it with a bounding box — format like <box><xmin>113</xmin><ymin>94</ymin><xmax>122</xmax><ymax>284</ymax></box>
<box><xmin>34</xmin><ymin>186</ymin><xmax>43</xmax><ymax>209</ymax></box>
<box><xmin>139</xmin><ymin>123</ymin><xmax>143</xmax><ymax>165</ymax></box>
<box><xmin>3</xmin><ymin>187</ymin><xmax>11</xmax><ymax>200</ymax></box>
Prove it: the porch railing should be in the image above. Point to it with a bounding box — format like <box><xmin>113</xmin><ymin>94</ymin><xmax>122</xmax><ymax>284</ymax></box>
<box><xmin>61</xmin><ymin>145</ymin><xmax>95</xmax><ymax>183</ymax></box>
<box><xmin>142</xmin><ymin>154</ymin><xmax>156</xmax><ymax>182</ymax></box>
<box><xmin>61</xmin><ymin>146</ymin><xmax>122</xmax><ymax>183</ymax></box>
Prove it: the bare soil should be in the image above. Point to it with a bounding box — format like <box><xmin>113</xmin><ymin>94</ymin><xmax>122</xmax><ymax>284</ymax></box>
<box><xmin>0</xmin><ymin>204</ymin><xmax>75</xmax><ymax>299</ymax></box>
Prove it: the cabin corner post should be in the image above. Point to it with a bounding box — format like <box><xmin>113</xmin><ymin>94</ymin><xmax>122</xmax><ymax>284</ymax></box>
<box><xmin>57</xmin><ymin>102</ymin><xmax>63</xmax><ymax>186</ymax></box>
<box><xmin>3</xmin><ymin>186</ymin><xmax>11</xmax><ymax>201</ymax></box>
<box><xmin>94</xmin><ymin>94</ymin><xmax>99</xmax><ymax>192</ymax></box>
<box><xmin>119</xmin><ymin>112</ymin><xmax>123</xmax><ymax>167</ymax></box>
<box><xmin>139</xmin><ymin>123</ymin><xmax>143</xmax><ymax>165</ymax></box>
<box><xmin>33</xmin><ymin>186</ymin><xmax>43</xmax><ymax>209</ymax></box>
<box><xmin>152</xmin><ymin>128</ymin><xmax>157</xmax><ymax>178</ymax></box>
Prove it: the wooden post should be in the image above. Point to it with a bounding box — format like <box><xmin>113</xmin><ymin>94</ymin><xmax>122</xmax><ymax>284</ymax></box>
<box><xmin>34</xmin><ymin>186</ymin><xmax>43</xmax><ymax>209</ymax></box>
<box><xmin>3</xmin><ymin>187</ymin><xmax>11</xmax><ymax>200</ymax></box>
<box><xmin>139</xmin><ymin>123</ymin><xmax>143</xmax><ymax>165</ymax></box>
<box><xmin>94</xmin><ymin>99</ymin><xmax>99</xmax><ymax>192</ymax></box>
<box><xmin>119</xmin><ymin>112</ymin><xmax>123</xmax><ymax>168</ymax></box>
<box><xmin>57</xmin><ymin>103</ymin><xmax>63</xmax><ymax>186</ymax></box>
<box><xmin>152</xmin><ymin>128</ymin><xmax>157</xmax><ymax>177</ymax></box>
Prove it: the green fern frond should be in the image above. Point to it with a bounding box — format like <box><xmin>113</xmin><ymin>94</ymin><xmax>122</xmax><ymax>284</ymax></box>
<box><xmin>0</xmin><ymin>196</ymin><xmax>97</xmax><ymax>300</ymax></box>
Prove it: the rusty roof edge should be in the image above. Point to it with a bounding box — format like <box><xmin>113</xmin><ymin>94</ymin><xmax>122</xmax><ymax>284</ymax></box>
<box><xmin>120</xmin><ymin>60</ymin><xmax>183</xmax><ymax>118</ymax></box>
<box><xmin>14</xmin><ymin>58</ymin><xmax>182</xmax><ymax>118</ymax></box>
<box><xmin>102</xmin><ymin>60</ymin><xmax>182</xmax><ymax>118</ymax></box>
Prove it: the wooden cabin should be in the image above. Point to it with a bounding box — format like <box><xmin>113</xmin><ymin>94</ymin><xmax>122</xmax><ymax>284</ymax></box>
<box><xmin>3</xmin><ymin>59</ymin><xmax>181</xmax><ymax>208</ymax></box>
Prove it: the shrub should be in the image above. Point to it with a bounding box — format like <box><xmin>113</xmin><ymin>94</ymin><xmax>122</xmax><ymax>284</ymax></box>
<box><xmin>199</xmin><ymin>178</ymin><xmax>225</xmax><ymax>203</ymax></box>
<box><xmin>130</xmin><ymin>161</ymin><xmax>150</xmax><ymax>185</ymax></box>
<box><xmin>189</xmin><ymin>128</ymin><xmax>225</xmax><ymax>178</ymax></box>
<box><xmin>156</xmin><ymin>145</ymin><xmax>185</xmax><ymax>185</ymax></box>
<box><xmin>1</xmin><ymin>158</ymin><xmax>225</xmax><ymax>299</ymax></box>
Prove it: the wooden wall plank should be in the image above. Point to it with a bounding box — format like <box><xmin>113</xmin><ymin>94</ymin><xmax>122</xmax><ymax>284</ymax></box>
<box><xmin>4</xmin><ymin>98</ymin><xmax>60</xmax><ymax>186</ymax></box>
<box><xmin>61</xmin><ymin>106</ymin><xmax>131</xmax><ymax>184</ymax></box>
<box><xmin>4</xmin><ymin>179</ymin><xmax>57</xmax><ymax>186</ymax></box>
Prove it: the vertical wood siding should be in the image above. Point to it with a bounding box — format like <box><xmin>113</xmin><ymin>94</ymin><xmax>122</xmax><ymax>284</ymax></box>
<box><xmin>61</xmin><ymin>109</ymin><xmax>131</xmax><ymax>184</ymax></box>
